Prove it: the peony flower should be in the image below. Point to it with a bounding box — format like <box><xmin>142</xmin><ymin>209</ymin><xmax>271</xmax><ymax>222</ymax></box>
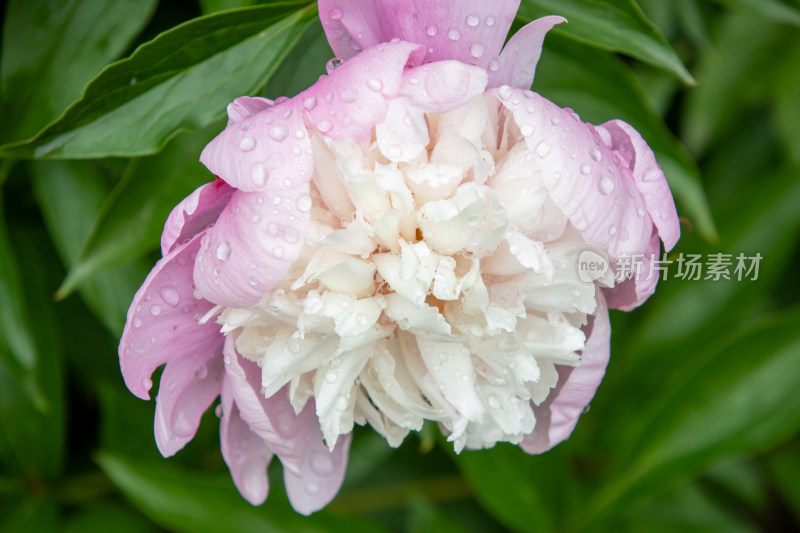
<box><xmin>120</xmin><ymin>0</ymin><xmax>680</xmax><ymax>514</ymax></box>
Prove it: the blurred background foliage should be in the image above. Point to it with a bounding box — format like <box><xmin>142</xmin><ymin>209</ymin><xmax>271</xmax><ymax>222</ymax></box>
<box><xmin>1</xmin><ymin>0</ymin><xmax>799</xmax><ymax>531</ymax></box>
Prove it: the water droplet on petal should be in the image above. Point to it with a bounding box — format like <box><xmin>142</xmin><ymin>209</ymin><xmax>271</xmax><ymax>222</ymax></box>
<box><xmin>160</xmin><ymin>287</ymin><xmax>180</xmax><ymax>307</ymax></box>
<box><xmin>590</xmin><ymin>147</ymin><xmax>602</xmax><ymax>162</ymax></box>
<box><xmin>267</xmin><ymin>222</ymin><xmax>279</xmax><ymax>236</ymax></box>
<box><xmin>598</xmin><ymin>177</ymin><xmax>615</xmax><ymax>195</ymax></box>
<box><xmin>497</xmin><ymin>85</ymin><xmax>513</xmax><ymax>100</ymax></box>
<box><xmin>310</xmin><ymin>453</ymin><xmax>334</xmax><ymax>475</ymax></box>
<box><xmin>317</xmin><ymin>120</ymin><xmax>332</xmax><ymax>133</ymax></box>
<box><xmin>141</xmin><ymin>378</ymin><xmax>153</xmax><ymax>391</ymax></box>
<box><xmin>150</xmin><ymin>304</ymin><xmax>161</xmax><ymax>316</ymax></box>
<box><xmin>325</xmin><ymin>58</ymin><xmax>342</xmax><ymax>74</ymax></box>
<box><xmin>269</xmin><ymin>126</ymin><xmax>287</xmax><ymax>141</ymax></box>
<box><xmin>251</xmin><ymin>165</ymin><xmax>266</xmax><ymax>187</ymax></box>
<box><xmin>466</xmin><ymin>14</ymin><xmax>480</xmax><ymax>26</ymax></box>
<box><xmin>306</xmin><ymin>482</ymin><xmax>320</xmax><ymax>494</ymax></box>
<box><xmin>296</xmin><ymin>194</ymin><xmax>312</xmax><ymax>212</ymax></box>
<box><xmin>335</xmin><ymin>396</ymin><xmax>348</xmax><ymax>410</ymax></box>
<box><xmin>216</xmin><ymin>241</ymin><xmax>231</xmax><ymax>261</ymax></box>
<box><xmin>272</xmin><ymin>245</ymin><xmax>284</xmax><ymax>259</ymax></box>
<box><xmin>636</xmin><ymin>206</ymin><xmax>645</xmax><ymax>218</ymax></box>
<box><xmin>133</xmin><ymin>317</ymin><xmax>142</xmax><ymax>328</ymax></box>
<box><xmin>195</xmin><ymin>365</ymin><xmax>208</xmax><ymax>379</ymax></box>
<box><xmin>239</xmin><ymin>137</ymin><xmax>255</xmax><ymax>151</ymax></box>
<box><xmin>520</xmin><ymin>124</ymin><xmax>534</xmax><ymax>136</ymax></box>
<box><xmin>488</xmin><ymin>394</ymin><xmax>501</xmax><ymax>409</ymax></box>
<box><xmin>325</xmin><ymin>373</ymin><xmax>337</xmax><ymax>384</ymax></box>
<box><xmin>580</xmin><ymin>164</ymin><xmax>592</xmax><ymax>175</ymax></box>
<box><xmin>535</xmin><ymin>141</ymin><xmax>551</xmax><ymax>157</ymax></box>
<box><xmin>448</xmin><ymin>28</ymin><xmax>461</xmax><ymax>41</ymax></box>
<box><xmin>488</xmin><ymin>58</ymin><xmax>500</xmax><ymax>72</ymax></box>
<box><xmin>340</xmin><ymin>88</ymin><xmax>358</xmax><ymax>102</ymax></box>
<box><xmin>303</xmin><ymin>96</ymin><xmax>317</xmax><ymax>110</ymax></box>
<box><xmin>470</xmin><ymin>43</ymin><xmax>485</xmax><ymax>58</ymax></box>
<box><xmin>643</xmin><ymin>169</ymin><xmax>662</xmax><ymax>182</ymax></box>
<box><xmin>486</xmin><ymin>15</ymin><xmax>495</xmax><ymax>26</ymax></box>
<box><xmin>608</xmin><ymin>224</ymin><xmax>617</xmax><ymax>236</ymax></box>
<box><xmin>366</xmin><ymin>78</ymin><xmax>383</xmax><ymax>92</ymax></box>
<box><xmin>329</xmin><ymin>8</ymin><xmax>342</xmax><ymax>20</ymax></box>
<box><xmin>426</xmin><ymin>25</ymin><xmax>437</xmax><ymax>36</ymax></box>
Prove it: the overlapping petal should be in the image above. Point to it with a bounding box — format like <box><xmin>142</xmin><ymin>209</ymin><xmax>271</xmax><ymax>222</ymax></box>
<box><xmin>160</xmin><ymin>179</ymin><xmax>234</xmax><ymax>256</ymax></box>
<box><xmin>119</xmin><ymin>231</ymin><xmax>222</xmax><ymax>400</ymax></box>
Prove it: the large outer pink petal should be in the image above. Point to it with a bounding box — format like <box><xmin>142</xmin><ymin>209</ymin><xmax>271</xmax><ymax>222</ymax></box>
<box><xmin>600</xmin><ymin>120</ymin><xmax>680</xmax><ymax>251</ymax></box>
<box><xmin>521</xmin><ymin>295</ymin><xmax>610</xmax><ymax>454</ymax></box>
<box><xmin>604</xmin><ymin>230</ymin><xmax>661</xmax><ymax>311</ymax></box>
<box><xmin>160</xmin><ymin>179</ymin><xmax>234</xmax><ymax>256</ymax></box>
<box><xmin>299</xmin><ymin>40</ymin><xmax>418</xmax><ymax>142</ymax></box>
<box><xmin>220</xmin><ymin>376</ymin><xmax>274</xmax><ymax>506</ymax></box>
<box><xmin>498</xmin><ymin>87</ymin><xmax>653</xmax><ymax>260</ymax></box>
<box><xmin>119</xmin><ymin>231</ymin><xmax>222</xmax><ymax>400</ymax></box>
<box><xmin>488</xmin><ymin>16</ymin><xmax>566</xmax><ymax>89</ymax></box>
<box><xmin>154</xmin><ymin>340</ymin><xmax>224</xmax><ymax>457</ymax></box>
<box><xmin>319</xmin><ymin>0</ymin><xmax>519</xmax><ymax>69</ymax></box>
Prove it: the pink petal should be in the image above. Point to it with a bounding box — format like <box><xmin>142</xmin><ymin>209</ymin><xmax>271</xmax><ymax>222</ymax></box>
<box><xmin>604</xmin><ymin>230</ymin><xmax>661</xmax><ymax>311</ymax></box>
<box><xmin>154</xmin><ymin>340</ymin><xmax>224</xmax><ymax>457</ymax></box>
<box><xmin>498</xmin><ymin>87</ymin><xmax>653</xmax><ymax>259</ymax></box>
<box><xmin>300</xmin><ymin>40</ymin><xmax>418</xmax><ymax>142</ymax></box>
<box><xmin>160</xmin><ymin>179</ymin><xmax>234</xmax><ymax>256</ymax></box>
<box><xmin>283</xmin><ymin>425</ymin><xmax>350</xmax><ymax>516</ymax></box>
<box><xmin>221</xmin><ymin>337</ymin><xmax>312</xmax><ymax>473</ymax></box>
<box><xmin>319</xmin><ymin>0</ymin><xmax>520</xmax><ymax>70</ymax></box>
<box><xmin>119</xmin><ymin>231</ymin><xmax>222</xmax><ymax>400</ymax></box>
<box><xmin>489</xmin><ymin>16</ymin><xmax>566</xmax><ymax>89</ymax></box>
<box><xmin>226</xmin><ymin>96</ymin><xmax>273</xmax><ymax>125</ymax></box>
<box><xmin>192</xmin><ymin>180</ymin><xmax>310</xmax><ymax>308</ymax></box>
<box><xmin>600</xmin><ymin>120</ymin><xmax>680</xmax><ymax>251</ymax></box>
<box><xmin>200</xmin><ymin>100</ymin><xmax>311</xmax><ymax>194</ymax></box>
<box><xmin>220</xmin><ymin>376</ymin><xmax>274</xmax><ymax>506</ymax></box>
<box><xmin>521</xmin><ymin>295</ymin><xmax>610</xmax><ymax>454</ymax></box>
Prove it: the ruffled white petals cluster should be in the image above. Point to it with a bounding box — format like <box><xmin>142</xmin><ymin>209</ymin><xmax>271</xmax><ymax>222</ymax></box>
<box><xmin>218</xmin><ymin>93</ymin><xmax>600</xmax><ymax>452</ymax></box>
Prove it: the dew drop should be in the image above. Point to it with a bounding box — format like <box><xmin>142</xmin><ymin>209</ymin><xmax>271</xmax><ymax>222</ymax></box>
<box><xmin>486</xmin><ymin>15</ymin><xmax>495</xmax><ymax>26</ymax></box>
<box><xmin>239</xmin><ymin>137</ymin><xmax>255</xmax><ymax>151</ymax></box>
<box><xmin>636</xmin><ymin>206</ymin><xmax>646</xmax><ymax>218</ymax></box>
<box><xmin>580</xmin><ymin>164</ymin><xmax>592</xmax><ymax>175</ymax></box>
<box><xmin>366</xmin><ymin>78</ymin><xmax>383</xmax><ymax>92</ymax></box>
<box><xmin>335</xmin><ymin>396</ymin><xmax>348</xmax><ymax>410</ymax></box>
<box><xmin>643</xmin><ymin>169</ymin><xmax>661</xmax><ymax>182</ymax></box>
<box><xmin>488</xmin><ymin>394</ymin><xmax>501</xmax><ymax>409</ymax></box>
<box><xmin>267</xmin><ymin>222</ymin><xmax>279</xmax><ymax>236</ymax></box>
<box><xmin>535</xmin><ymin>141</ymin><xmax>551</xmax><ymax>158</ymax></box>
<box><xmin>133</xmin><ymin>317</ymin><xmax>142</xmax><ymax>328</ymax></box>
<box><xmin>590</xmin><ymin>147</ymin><xmax>602</xmax><ymax>162</ymax></box>
<box><xmin>426</xmin><ymin>25</ymin><xmax>437</xmax><ymax>36</ymax></box>
<box><xmin>150</xmin><ymin>304</ymin><xmax>162</xmax><ymax>316</ymax></box>
<box><xmin>303</xmin><ymin>96</ymin><xmax>317</xmax><ymax>110</ymax></box>
<box><xmin>448</xmin><ymin>28</ymin><xmax>461</xmax><ymax>41</ymax></box>
<box><xmin>249</xmin><ymin>276</ymin><xmax>259</xmax><ymax>287</ymax></box>
<box><xmin>317</xmin><ymin>120</ymin><xmax>332</xmax><ymax>133</ymax></box>
<box><xmin>340</xmin><ymin>88</ymin><xmax>358</xmax><ymax>102</ymax></box>
<box><xmin>273</xmin><ymin>245</ymin><xmax>285</xmax><ymax>259</ymax></box>
<box><xmin>520</xmin><ymin>124</ymin><xmax>534</xmax><ymax>137</ymax></box>
<box><xmin>325</xmin><ymin>58</ymin><xmax>342</xmax><ymax>74</ymax></box>
<box><xmin>269</xmin><ymin>126</ymin><xmax>287</xmax><ymax>141</ymax></box>
<box><xmin>160</xmin><ymin>286</ymin><xmax>180</xmax><ymax>307</ymax></box>
<box><xmin>329</xmin><ymin>8</ymin><xmax>343</xmax><ymax>20</ymax></box>
<box><xmin>488</xmin><ymin>58</ymin><xmax>500</xmax><ymax>72</ymax></box>
<box><xmin>466</xmin><ymin>14</ymin><xmax>480</xmax><ymax>27</ymax></box>
<box><xmin>325</xmin><ymin>373</ymin><xmax>337</xmax><ymax>384</ymax></box>
<box><xmin>608</xmin><ymin>225</ymin><xmax>617</xmax><ymax>236</ymax></box>
<box><xmin>293</xmin><ymin>195</ymin><xmax>311</xmax><ymax>215</ymax></box>
<box><xmin>195</xmin><ymin>365</ymin><xmax>208</xmax><ymax>379</ymax></box>
<box><xmin>306</xmin><ymin>482</ymin><xmax>320</xmax><ymax>494</ymax></box>
<box><xmin>141</xmin><ymin>378</ymin><xmax>153</xmax><ymax>391</ymax></box>
<box><xmin>470</xmin><ymin>43</ymin><xmax>485</xmax><ymax>58</ymax></box>
<box><xmin>216</xmin><ymin>241</ymin><xmax>231</xmax><ymax>261</ymax></box>
<box><xmin>598</xmin><ymin>177</ymin><xmax>615</xmax><ymax>195</ymax></box>
<box><xmin>497</xmin><ymin>85</ymin><xmax>513</xmax><ymax>100</ymax></box>
<box><xmin>550</xmin><ymin>116</ymin><xmax>560</xmax><ymax>125</ymax></box>
<box><xmin>310</xmin><ymin>453</ymin><xmax>334</xmax><ymax>475</ymax></box>
<box><xmin>251</xmin><ymin>165</ymin><xmax>266</xmax><ymax>187</ymax></box>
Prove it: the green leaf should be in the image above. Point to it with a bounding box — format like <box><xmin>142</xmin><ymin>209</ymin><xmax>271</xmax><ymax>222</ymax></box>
<box><xmin>577</xmin><ymin>309</ymin><xmax>800</xmax><ymax>530</ymax></box>
<box><xmin>0</xmin><ymin>2</ymin><xmax>316</xmax><ymax>159</ymax></box>
<box><xmin>0</xmin><ymin>0</ymin><xmax>157</xmax><ymax>144</ymax></box>
<box><xmin>535</xmin><ymin>34</ymin><xmax>716</xmax><ymax>240</ymax></box>
<box><xmin>0</xmin><ymin>498</ymin><xmax>59</xmax><ymax>533</ymax></box>
<box><xmin>97</xmin><ymin>451</ymin><xmax>387</xmax><ymax>533</ymax></box>
<box><xmin>452</xmin><ymin>444</ymin><xmax>574</xmax><ymax>533</ymax></box>
<box><xmin>0</xmin><ymin>208</ymin><xmax>65</xmax><ymax>480</ymax></box>
<box><xmin>262</xmin><ymin>17</ymin><xmax>330</xmax><ymax>98</ymax></box>
<box><xmin>54</xmin><ymin>126</ymin><xmax>219</xmax><ymax>299</ymax></box>
<box><xmin>773</xmin><ymin>39</ymin><xmax>800</xmax><ymax>166</ymax></box>
<box><xmin>200</xmin><ymin>0</ymin><xmax>258</xmax><ymax>14</ymax></box>
<box><xmin>766</xmin><ymin>444</ymin><xmax>800</xmax><ymax>520</ymax></box>
<box><xmin>63</xmin><ymin>502</ymin><xmax>160</xmax><ymax>533</ymax></box>
<box><xmin>712</xmin><ymin>0</ymin><xmax>800</xmax><ymax>27</ymax></box>
<box><xmin>30</xmin><ymin>160</ymin><xmax>149</xmax><ymax>334</ymax></box>
<box><xmin>518</xmin><ymin>0</ymin><xmax>695</xmax><ymax>84</ymax></box>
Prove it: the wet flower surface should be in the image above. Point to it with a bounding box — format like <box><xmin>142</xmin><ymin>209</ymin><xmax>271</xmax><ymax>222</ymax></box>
<box><xmin>120</xmin><ymin>0</ymin><xmax>679</xmax><ymax>514</ymax></box>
